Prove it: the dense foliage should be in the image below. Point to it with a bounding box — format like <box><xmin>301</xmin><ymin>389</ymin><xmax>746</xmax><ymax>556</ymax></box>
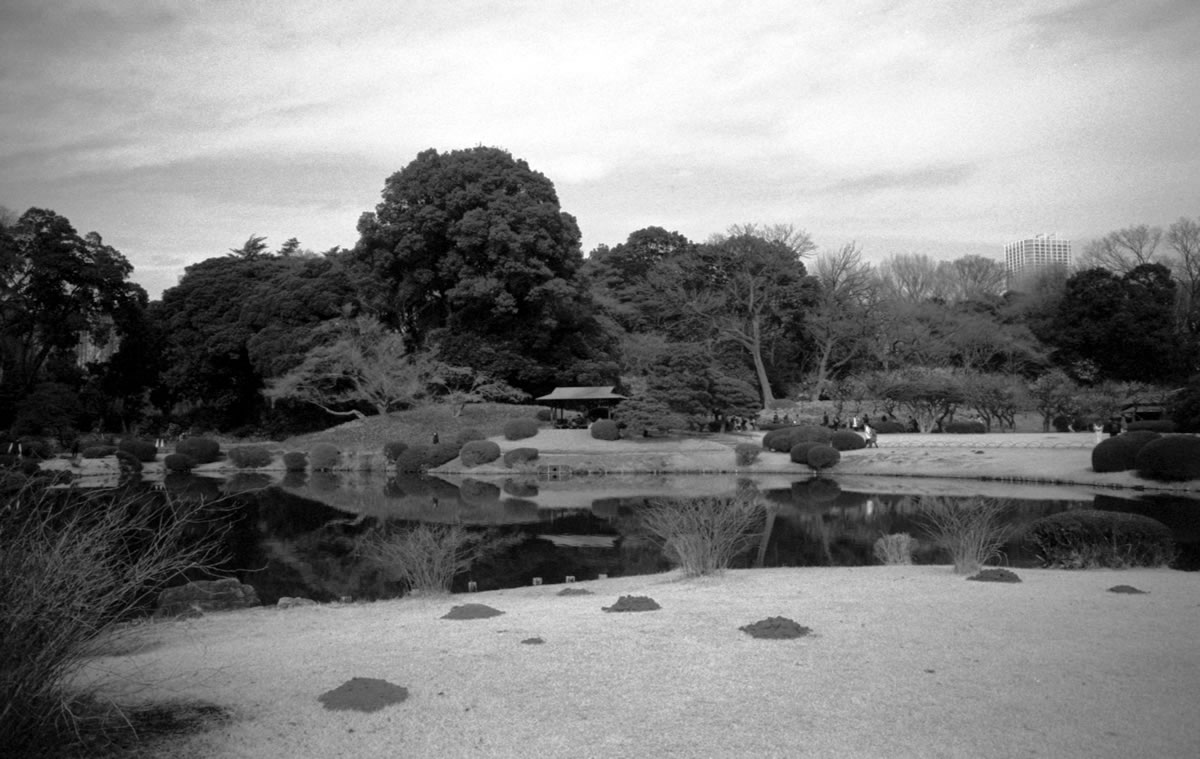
<box><xmin>1023</xmin><ymin>510</ymin><xmax>1175</xmax><ymax>568</ymax></box>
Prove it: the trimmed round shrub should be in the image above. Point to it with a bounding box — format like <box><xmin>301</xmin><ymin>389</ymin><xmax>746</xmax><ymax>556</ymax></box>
<box><xmin>830</xmin><ymin>430</ymin><xmax>866</xmax><ymax>451</ymax></box>
<box><xmin>792</xmin><ymin>477</ymin><xmax>841</xmax><ymax>503</ymax></box>
<box><xmin>227</xmin><ymin>445</ymin><xmax>273</xmax><ymax>469</ymax></box>
<box><xmin>944</xmin><ymin>420</ymin><xmax>986</xmax><ymax>434</ymax></box>
<box><xmin>175</xmin><ymin>437</ymin><xmax>221</xmax><ymax>464</ymax></box>
<box><xmin>428</xmin><ymin>442</ymin><xmax>461</xmax><ymax>468</ymax></box>
<box><xmin>734</xmin><ymin>443</ymin><xmax>761</xmax><ymax>466</ymax></box>
<box><xmin>535</xmin><ymin>407</ymin><xmax>553</xmax><ymax>422</ymax></box>
<box><xmin>873</xmin><ymin>420</ymin><xmax>907</xmax><ymax>434</ymax></box>
<box><xmin>163</xmin><ymin>453</ymin><xmax>196</xmax><ymax>473</ymax></box>
<box><xmin>503</xmin><ymin>418</ymin><xmax>540</xmax><ymax>441</ymax></box>
<box><xmin>763</xmin><ymin>425</ymin><xmax>832</xmax><ymax>453</ymax></box>
<box><xmin>454</xmin><ymin>428</ymin><xmax>486</xmax><ymax>447</ymax></box>
<box><xmin>591</xmin><ymin>419</ymin><xmax>620</xmax><ymax>440</ymax></box>
<box><xmin>13</xmin><ymin>438</ymin><xmax>53</xmax><ymax>459</ymax></box>
<box><xmin>382</xmin><ymin>441</ymin><xmax>409</xmax><ymax>462</ymax></box>
<box><xmin>460</xmin><ymin>478</ymin><xmax>501</xmax><ymax>506</ymax></box>
<box><xmin>308</xmin><ymin>443</ymin><xmax>341</xmax><ymax>472</ymax></box>
<box><xmin>114</xmin><ymin>449</ymin><xmax>142</xmax><ymax>475</ymax></box>
<box><xmin>282</xmin><ymin>451</ymin><xmax>308</xmax><ymax>472</ymax></box>
<box><xmin>1126</xmin><ymin>419</ymin><xmax>1177</xmax><ymax>433</ymax></box>
<box><xmin>394</xmin><ymin>445</ymin><xmax>432</xmax><ymax>473</ymax></box>
<box><xmin>503</xmin><ymin>447</ymin><xmax>539</xmax><ymax>468</ymax></box>
<box><xmin>1091</xmin><ymin>431</ymin><xmax>1161</xmax><ymax>473</ymax></box>
<box><xmin>1023</xmin><ymin>509</ymin><xmax>1176</xmax><ymax>568</ymax></box>
<box><xmin>81</xmin><ymin>445</ymin><xmax>118</xmax><ymax>459</ymax></box>
<box><xmin>788</xmin><ymin>441</ymin><xmax>822</xmax><ymax>464</ymax></box>
<box><xmin>1135</xmin><ymin>435</ymin><xmax>1200</xmax><ymax>481</ymax></box>
<box><xmin>118</xmin><ymin>438</ymin><xmax>159</xmax><ymax>462</ymax></box>
<box><xmin>806</xmin><ymin>445</ymin><xmax>841</xmax><ymax>470</ymax></box>
<box><xmin>460</xmin><ymin>440</ymin><xmax>502</xmax><ymax>468</ymax></box>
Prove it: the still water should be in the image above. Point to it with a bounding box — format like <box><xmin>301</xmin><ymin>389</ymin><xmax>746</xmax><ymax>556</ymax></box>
<box><xmin>161</xmin><ymin>471</ymin><xmax>1200</xmax><ymax>604</ymax></box>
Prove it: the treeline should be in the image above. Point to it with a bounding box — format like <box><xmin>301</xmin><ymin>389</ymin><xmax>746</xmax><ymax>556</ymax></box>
<box><xmin>2</xmin><ymin>146</ymin><xmax>1199</xmax><ymax>441</ymax></box>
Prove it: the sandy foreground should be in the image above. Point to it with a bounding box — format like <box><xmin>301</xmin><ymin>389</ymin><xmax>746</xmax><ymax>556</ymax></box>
<box><xmin>90</xmin><ymin>566</ymin><xmax>1200</xmax><ymax>759</ymax></box>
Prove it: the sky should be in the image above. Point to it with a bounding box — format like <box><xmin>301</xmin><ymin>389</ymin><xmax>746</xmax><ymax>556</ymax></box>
<box><xmin>2</xmin><ymin>0</ymin><xmax>1199</xmax><ymax>300</ymax></box>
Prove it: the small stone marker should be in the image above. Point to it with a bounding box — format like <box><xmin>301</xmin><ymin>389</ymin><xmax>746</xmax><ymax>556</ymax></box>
<box><xmin>740</xmin><ymin>616</ymin><xmax>812</xmax><ymax>639</ymax></box>
<box><xmin>1108</xmin><ymin>585</ymin><xmax>1148</xmax><ymax>594</ymax></box>
<box><xmin>441</xmin><ymin>603</ymin><xmax>505</xmax><ymax>620</ymax></box>
<box><xmin>602</xmin><ymin>595</ymin><xmax>660</xmax><ymax>612</ymax></box>
<box><xmin>317</xmin><ymin>677</ymin><xmax>408</xmax><ymax>712</ymax></box>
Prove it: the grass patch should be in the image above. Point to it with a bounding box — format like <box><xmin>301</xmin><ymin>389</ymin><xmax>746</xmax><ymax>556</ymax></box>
<box><xmin>282</xmin><ymin>403</ymin><xmax>546</xmax><ymax>453</ymax></box>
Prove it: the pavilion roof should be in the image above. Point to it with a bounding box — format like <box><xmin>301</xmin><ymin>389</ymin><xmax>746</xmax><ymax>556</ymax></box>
<box><xmin>535</xmin><ymin>386</ymin><xmax>626</xmax><ymax>402</ymax></box>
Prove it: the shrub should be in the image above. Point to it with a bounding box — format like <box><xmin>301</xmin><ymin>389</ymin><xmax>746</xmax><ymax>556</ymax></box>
<box><xmin>454</xmin><ymin>428</ymin><xmax>486</xmax><ymax>447</ymax></box>
<box><xmin>382</xmin><ymin>441</ymin><xmax>409</xmax><ymax>462</ymax></box>
<box><xmin>830</xmin><ymin>430</ymin><xmax>866</xmax><ymax>451</ymax></box>
<box><xmin>535</xmin><ymin>407</ymin><xmax>553</xmax><ymax>422</ymax></box>
<box><xmin>763</xmin><ymin>425</ymin><xmax>831</xmax><ymax>452</ymax></box>
<box><xmin>791</xmin><ymin>477</ymin><xmax>840</xmax><ymax>504</ymax></box>
<box><xmin>806</xmin><ymin>445</ymin><xmax>840</xmax><ymax>470</ymax></box>
<box><xmin>227</xmin><ymin>445</ymin><xmax>273</xmax><ymax>469</ymax></box>
<box><xmin>873</xmin><ymin>533</ymin><xmax>915</xmax><ymax>565</ymax></box>
<box><xmin>503</xmin><ymin>478</ymin><xmax>539</xmax><ymax>497</ymax></box>
<box><xmin>81</xmin><ymin>445</ymin><xmax>118</xmax><ymax>459</ymax></box>
<box><xmin>789</xmin><ymin>441</ymin><xmax>821</xmax><ymax>464</ymax></box>
<box><xmin>282</xmin><ymin>451</ymin><xmax>308</xmax><ymax>472</ymax></box>
<box><xmin>734</xmin><ymin>443</ymin><xmax>761</xmax><ymax>466</ymax></box>
<box><xmin>916</xmin><ymin>496</ymin><xmax>1012</xmax><ymax>574</ymax></box>
<box><xmin>460</xmin><ymin>478</ymin><xmax>501</xmax><ymax>506</ymax></box>
<box><xmin>307</xmin><ymin>443</ymin><xmax>340</xmax><ymax>471</ymax></box>
<box><xmin>394</xmin><ymin>445</ymin><xmax>433</xmax><ymax>473</ymax></box>
<box><xmin>117</xmin><ymin>438</ymin><xmax>159</xmax><ymax>463</ymax></box>
<box><xmin>1126</xmin><ymin>419</ymin><xmax>1177</xmax><ymax>433</ymax></box>
<box><xmin>591</xmin><ymin>419</ymin><xmax>620</xmax><ymax>440</ymax></box>
<box><xmin>163</xmin><ymin>453</ymin><xmax>196</xmax><ymax>473</ymax></box>
<box><xmin>460</xmin><ymin>440</ymin><xmax>502</xmax><ymax>468</ymax></box>
<box><xmin>1135</xmin><ymin>436</ymin><xmax>1200</xmax><ymax>481</ymax></box>
<box><xmin>1023</xmin><ymin>510</ymin><xmax>1176</xmax><ymax>568</ymax></box>
<box><xmin>873</xmin><ymin>420</ymin><xmax>907</xmax><ymax>434</ymax></box>
<box><xmin>639</xmin><ymin>494</ymin><xmax>764</xmax><ymax>576</ymax></box>
<box><xmin>359</xmin><ymin>522</ymin><xmax>520</xmax><ymax>594</ymax></box>
<box><xmin>114</xmin><ymin>450</ymin><xmax>142</xmax><ymax>476</ymax></box>
<box><xmin>0</xmin><ymin>482</ymin><xmax>229</xmax><ymax>756</ymax></box>
<box><xmin>502</xmin><ymin>448</ymin><xmax>539</xmax><ymax>468</ymax></box>
<box><xmin>428</xmin><ymin>442</ymin><xmax>461</xmax><ymax>468</ymax></box>
<box><xmin>944</xmin><ymin>420</ymin><xmax>986</xmax><ymax>434</ymax></box>
<box><xmin>503</xmin><ymin>418</ymin><xmax>540</xmax><ymax>440</ymax></box>
<box><xmin>1091</xmin><ymin>431</ymin><xmax>1161</xmax><ymax>473</ymax></box>
<box><xmin>175</xmin><ymin>437</ymin><xmax>221</xmax><ymax>465</ymax></box>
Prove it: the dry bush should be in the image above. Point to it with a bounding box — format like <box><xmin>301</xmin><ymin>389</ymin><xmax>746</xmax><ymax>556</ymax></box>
<box><xmin>916</xmin><ymin>496</ymin><xmax>1013</xmax><ymax>574</ymax></box>
<box><xmin>0</xmin><ymin>479</ymin><xmax>230</xmax><ymax>757</ymax></box>
<box><xmin>359</xmin><ymin>522</ymin><xmax>520</xmax><ymax>594</ymax></box>
<box><xmin>639</xmin><ymin>494</ymin><xmax>764</xmax><ymax>576</ymax></box>
<box><xmin>873</xmin><ymin>533</ymin><xmax>915</xmax><ymax>565</ymax></box>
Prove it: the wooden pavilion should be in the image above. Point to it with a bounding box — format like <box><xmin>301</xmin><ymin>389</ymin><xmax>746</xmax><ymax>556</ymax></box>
<box><xmin>535</xmin><ymin>386</ymin><xmax>627</xmax><ymax>427</ymax></box>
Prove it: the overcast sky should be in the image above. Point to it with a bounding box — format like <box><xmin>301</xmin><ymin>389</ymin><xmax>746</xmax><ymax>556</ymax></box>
<box><xmin>3</xmin><ymin>0</ymin><xmax>1198</xmax><ymax>299</ymax></box>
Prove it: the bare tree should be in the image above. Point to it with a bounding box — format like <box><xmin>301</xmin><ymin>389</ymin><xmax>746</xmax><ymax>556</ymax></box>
<box><xmin>805</xmin><ymin>242</ymin><xmax>880</xmax><ymax>399</ymax></box>
<box><xmin>876</xmin><ymin>252</ymin><xmax>941</xmax><ymax>302</ymax></box>
<box><xmin>1166</xmin><ymin>216</ymin><xmax>1200</xmax><ymax>336</ymax></box>
<box><xmin>1081</xmin><ymin>224</ymin><xmax>1162</xmax><ymax>273</ymax></box>
<box><xmin>937</xmin><ymin>255</ymin><xmax>1007</xmax><ymax>303</ymax></box>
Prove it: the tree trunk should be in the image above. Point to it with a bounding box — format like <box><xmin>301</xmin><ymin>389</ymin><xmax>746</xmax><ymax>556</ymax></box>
<box><xmin>749</xmin><ymin>317</ymin><xmax>774</xmax><ymax>407</ymax></box>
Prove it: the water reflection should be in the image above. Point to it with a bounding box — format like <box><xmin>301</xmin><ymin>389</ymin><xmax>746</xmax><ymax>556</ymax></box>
<box><xmin>157</xmin><ymin>471</ymin><xmax>1200</xmax><ymax>604</ymax></box>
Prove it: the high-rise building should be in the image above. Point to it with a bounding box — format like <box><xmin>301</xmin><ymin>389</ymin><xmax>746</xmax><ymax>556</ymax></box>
<box><xmin>1004</xmin><ymin>234</ymin><xmax>1071</xmax><ymax>287</ymax></box>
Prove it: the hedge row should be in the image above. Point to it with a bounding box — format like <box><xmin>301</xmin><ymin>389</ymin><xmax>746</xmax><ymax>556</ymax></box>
<box><xmin>1023</xmin><ymin>510</ymin><xmax>1175</xmax><ymax>568</ymax></box>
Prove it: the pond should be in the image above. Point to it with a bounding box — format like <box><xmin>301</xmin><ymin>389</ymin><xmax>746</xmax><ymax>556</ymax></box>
<box><xmin>158</xmin><ymin>470</ymin><xmax>1200</xmax><ymax>604</ymax></box>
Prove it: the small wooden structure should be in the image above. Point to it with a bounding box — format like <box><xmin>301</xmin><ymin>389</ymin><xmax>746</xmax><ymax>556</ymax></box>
<box><xmin>535</xmin><ymin>386</ymin><xmax>626</xmax><ymax>426</ymax></box>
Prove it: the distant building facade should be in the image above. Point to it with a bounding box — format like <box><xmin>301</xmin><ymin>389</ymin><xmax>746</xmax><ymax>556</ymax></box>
<box><xmin>1004</xmin><ymin>233</ymin><xmax>1071</xmax><ymax>289</ymax></box>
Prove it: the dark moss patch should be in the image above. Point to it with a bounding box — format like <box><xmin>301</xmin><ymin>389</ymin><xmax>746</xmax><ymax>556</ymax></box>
<box><xmin>317</xmin><ymin>677</ymin><xmax>409</xmax><ymax>712</ymax></box>
<box><xmin>557</xmin><ymin>587</ymin><xmax>594</xmax><ymax>596</ymax></box>
<box><xmin>1107</xmin><ymin>585</ymin><xmax>1148</xmax><ymax>594</ymax></box>
<box><xmin>602</xmin><ymin>595</ymin><xmax>660</xmax><ymax>612</ymax></box>
<box><xmin>520</xmin><ymin>637</ymin><xmax>545</xmax><ymax>645</ymax></box>
<box><xmin>740</xmin><ymin>616</ymin><xmax>812</xmax><ymax>639</ymax></box>
<box><xmin>441</xmin><ymin>603</ymin><xmax>505</xmax><ymax>620</ymax></box>
<box><xmin>967</xmin><ymin>568</ymin><xmax>1021</xmax><ymax>583</ymax></box>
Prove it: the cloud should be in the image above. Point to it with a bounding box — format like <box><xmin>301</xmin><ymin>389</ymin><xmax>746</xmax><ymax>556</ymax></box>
<box><xmin>825</xmin><ymin>164</ymin><xmax>977</xmax><ymax>195</ymax></box>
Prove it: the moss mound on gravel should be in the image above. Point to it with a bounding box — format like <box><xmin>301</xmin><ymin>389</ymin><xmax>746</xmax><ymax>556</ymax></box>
<box><xmin>739</xmin><ymin>616</ymin><xmax>812</xmax><ymax>639</ymax></box>
<box><xmin>317</xmin><ymin>677</ymin><xmax>409</xmax><ymax>712</ymax></box>
<box><xmin>967</xmin><ymin>568</ymin><xmax>1021</xmax><ymax>583</ymax></box>
<box><xmin>602</xmin><ymin>595</ymin><xmax>660</xmax><ymax>612</ymax></box>
<box><xmin>441</xmin><ymin>603</ymin><xmax>505</xmax><ymax>620</ymax></box>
